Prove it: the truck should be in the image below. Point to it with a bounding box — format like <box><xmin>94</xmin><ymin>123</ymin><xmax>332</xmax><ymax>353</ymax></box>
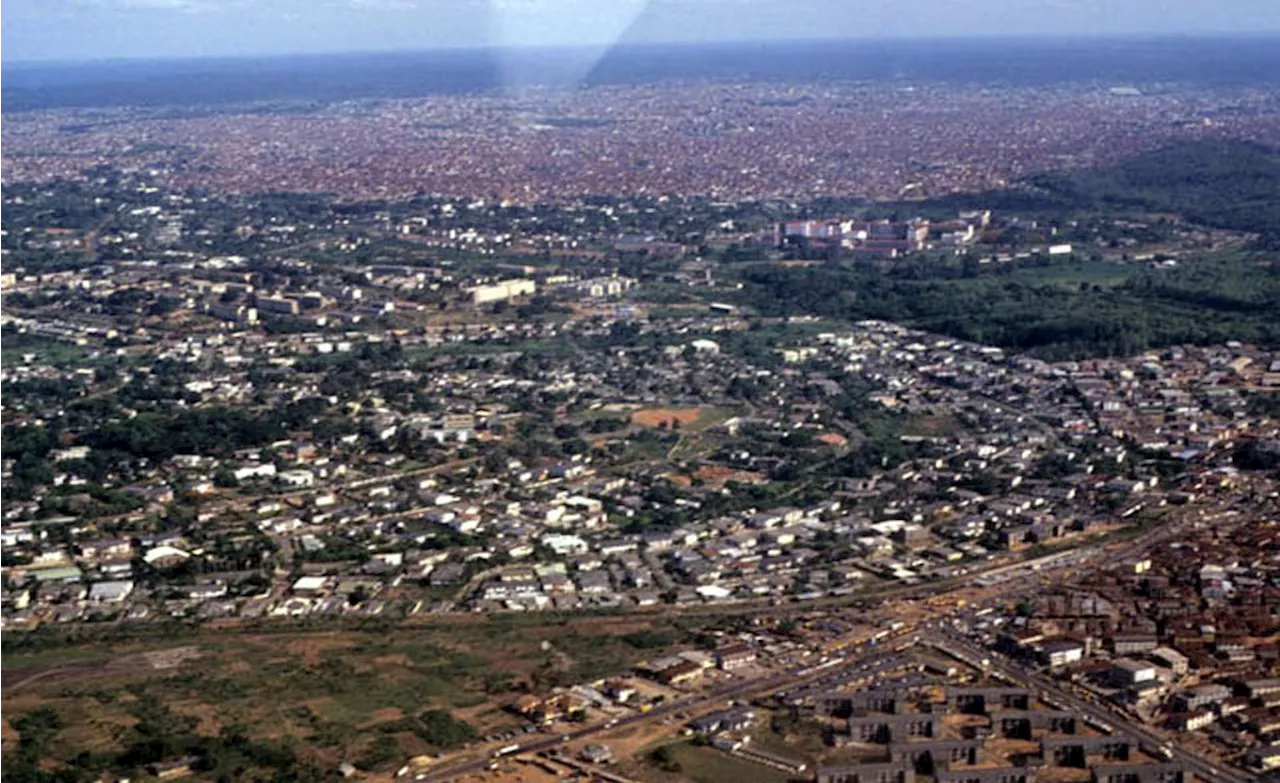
<box><xmin>492</xmin><ymin>744</ymin><xmax>521</xmax><ymax>758</ymax></box>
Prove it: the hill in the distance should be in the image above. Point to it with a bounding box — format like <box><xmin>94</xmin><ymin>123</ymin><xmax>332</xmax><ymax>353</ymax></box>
<box><xmin>1027</xmin><ymin>140</ymin><xmax>1280</xmax><ymax>239</ymax></box>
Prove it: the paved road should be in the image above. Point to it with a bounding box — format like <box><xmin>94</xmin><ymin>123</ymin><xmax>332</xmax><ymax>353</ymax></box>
<box><xmin>339</xmin><ymin>505</ymin><xmax>1252</xmax><ymax>782</ymax></box>
<box><xmin>414</xmin><ymin>639</ymin><xmax>912</xmax><ymax>782</ymax></box>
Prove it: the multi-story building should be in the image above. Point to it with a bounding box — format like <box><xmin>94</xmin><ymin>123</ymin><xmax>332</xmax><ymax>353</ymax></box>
<box><xmin>715</xmin><ymin>643</ymin><xmax>756</xmax><ymax>671</ymax></box>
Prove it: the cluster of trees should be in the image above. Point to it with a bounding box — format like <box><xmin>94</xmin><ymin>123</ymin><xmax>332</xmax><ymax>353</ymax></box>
<box><xmin>736</xmin><ymin>251</ymin><xmax>1280</xmax><ymax>360</ymax></box>
<box><xmin>620</xmin><ymin>629</ymin><xmax>675</xmax><ymax>649</ymax></box>
<box><xmin>370</xmin><ymin>709</ymin><xmax>478</xmax><ymax>753</ymax></box>
<box><xmin>1026</xmin><ymin>140</ymin><xmax>1280</xmax><ymax>245</ymax></box>
<box><xmin>3</xmin><ymin>698</ymin><xmax>329</xmax><ymax>783</ymax></box>
<box><xmin>3</xmin><ymin>406</ymin><xmax>289</xmax><ymax>502</ymax></box>
<box><xmin>83</xmin><ymin>408</ymin><xmax>285</xmax><ymax>463</ymax></box>
<box><xmin>3</xmin><ymin>423</ymin><xmax>61</xmax><ymax>500</ymax></box>
<box><xmin>38</xmin><ymin>485</ymin><xmax>146</xmax><ymax>520</ymax></box>
<box><xmin>1235</xmin><ymin>439</ymin><xmax>1280</xmax><ymax>472</ymax></box>
<box><xmin>727</xmin><ymin>141</ymin><xmax>1280</xmax><ymax>359</ymax></box>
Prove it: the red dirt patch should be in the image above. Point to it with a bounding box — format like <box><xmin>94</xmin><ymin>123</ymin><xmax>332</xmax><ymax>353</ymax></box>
<box><xmin>632</xmin><ymin>408</ymin><xmax>701</xmax><ymax>428</ymax></box>
<box><xmin>693</xmin><ymin>464</ymin><xmax>767</xmax><ymax>488</ymax></box>
<box><xmin>224</xmin><ymin>659</ymin><xmax>253</xmax><ymax>674</ymax></box>
<box><xmin>363</xmin><ymin>707</ymin><xmax>405</xmax><ymax>727</ymax></box>
<box><xmin>169</xmin><ymin>700</ymin><xmax>222</xmax><ymax>737</ymax></box>
<box><xmin>1</xmin><ymin>716</ymin><xmax>21</xmax><ymax>752</ymax></box>
<box><xmin>282</xmin><ymin>637</ymin><xmax>354</xmax><ymax>665</ymax></box>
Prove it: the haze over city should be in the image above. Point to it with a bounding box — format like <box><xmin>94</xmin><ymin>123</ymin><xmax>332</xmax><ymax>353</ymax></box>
<box><xmin>4</xmin><ymin>0</ymin><xmax>1280</xmax><ymax>62</ymax></box>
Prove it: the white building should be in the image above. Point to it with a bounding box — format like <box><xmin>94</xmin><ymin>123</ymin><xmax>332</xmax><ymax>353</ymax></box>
<box><xmin>234</xmin><ymin>462</ymin><xmax>277</xmax><ymax>481</ymax></box>
<box><xmin>1150</xmin><ymin>646</ymin><xmax>1189</xmax><ymax>676</ymax></box>
<box><xmin>470</xmin><ymin>279</ymin><xmax>536</xmax><ymax>305</ymax></box>
<box><xmin>1109</xmin><ymin>658</ymin><xmax>1157</xmax><ymax>687</ymax></box>
<box><xmin>276</xmin><ymin>470</ymin><xmax>316</xmax><ymax>488</ymax></box>
<box><xmin>89</xmin><ymin>580</ymin><xmax>134</xmax><ymax>603</ymax></box>
<box><xmin>1042</xmin><ymin>639</ymin><xmax>1085</xmax><ymax>668</ymax></box>
<box><xmin>292</xmin><ymin>576</ymin><xmax>329</xmax><ymax>595</ymax></box>
<box><xmin>541</xmin><ymin>533</ymin><xmax>589</xmax><ymax>556</ymax></box>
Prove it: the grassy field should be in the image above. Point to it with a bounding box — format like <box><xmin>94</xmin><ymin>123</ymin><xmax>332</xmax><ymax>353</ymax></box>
<box><xmin>0</xmin><ymin>334</ymin><xmax>90</xmax><ymax>368</ymax></box>
<box><xmin>2</xmin><ymin>642</ymin><xmax>121</xmax><ymax>672</ymax></box>
<box><xmin>1011</xmin><ymin>259</ymin><xmax>1139</xmax><ymax>290</ymax></box>
<box><xmin>643</xmin><ymin>741</ymin><xmax>794</xmax><ymax>783</ymax></box>
<box><xmin>747</xmin><ymin>710</ymin><xmax>831</xmax><ymax>764</ymax></box>
<box><xmin>691</xmin><ymin>406</ymin><xmax>740</xmax><ymax>432</ymax></box>
<box><xmin>2</xmin><ymin>613</ymin><xmax>699</xmax><ymax>773</ymax></box>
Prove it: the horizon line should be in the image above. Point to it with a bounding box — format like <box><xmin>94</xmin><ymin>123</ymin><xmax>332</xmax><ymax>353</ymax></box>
<box><xmin>6</xmin><ymin>30</ymin><xmax>1280</xmax><ymax>69</ymax></box>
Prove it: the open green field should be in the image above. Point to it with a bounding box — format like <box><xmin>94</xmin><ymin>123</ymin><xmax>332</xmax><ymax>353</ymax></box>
<box><xmin>746</xmin><ymin>711</ymin><xmax>831</xmax><ymax>763</ymax></box>
<box><xmin>644</xmin><ymin>741</ymin><xmax>794</xmax><ymax>783</ymax></box>
<box><xmin>1010</xmin><ymin>259</ymin><xmax>1139</xmax><ymax>290</ymax></box>
<box><xmin>2</xmin><ymin>613</ymin><xmax>700</xmax><ymax>778</ymax></box>
<box><xmin>0</xmin><ymin>334</ymin><xmax>90</xmax><ymax>368</ymax></box>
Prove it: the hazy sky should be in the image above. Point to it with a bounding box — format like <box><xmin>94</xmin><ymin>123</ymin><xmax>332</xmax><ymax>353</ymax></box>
<box><xmin>4</xmin><ymin>0</ymin><xmax>1279</xmax><ymax>63</ymax></box>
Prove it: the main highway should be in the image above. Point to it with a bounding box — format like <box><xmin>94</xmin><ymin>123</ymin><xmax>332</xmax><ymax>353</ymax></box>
<box><xmin>411</xmin><ymin>504</ymin><xmax>1258</xmax><ymax>781</ymax></box>
<box><xmin>415</xmin><ymin>633</ymin><xmax>918</xmax><ymax>782</ymax></box>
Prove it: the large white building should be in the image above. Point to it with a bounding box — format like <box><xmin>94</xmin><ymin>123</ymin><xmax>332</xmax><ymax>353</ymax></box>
<box><xmin>541</xmin><ymin>533</ymin><xmax>589</xmax><ymax>556</ymax></box>
<box><xmin>560</xmin><ymin>276</ymin><xmax>636</xmax><ymax>298</ymax></box>
<box><xmin>470</xmin><ymin>279</ymin><xmax>536</xmax><ymax>305</ymax></box>
<box><xmin>89</xmin><ymin>580</ymin><xmax>134</xmax><ymax>603</ymax></box>
<box><xmin>1109</xmin><ymin>657</ymin><xmax>1157</xmax><ymax>687</ymax></box>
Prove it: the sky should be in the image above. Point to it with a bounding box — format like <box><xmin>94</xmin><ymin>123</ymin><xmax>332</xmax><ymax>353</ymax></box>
<box><xmin>3</xmin><ymin>0</ymin><xmax>1280</xmax><ymax>63</ymax></box>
